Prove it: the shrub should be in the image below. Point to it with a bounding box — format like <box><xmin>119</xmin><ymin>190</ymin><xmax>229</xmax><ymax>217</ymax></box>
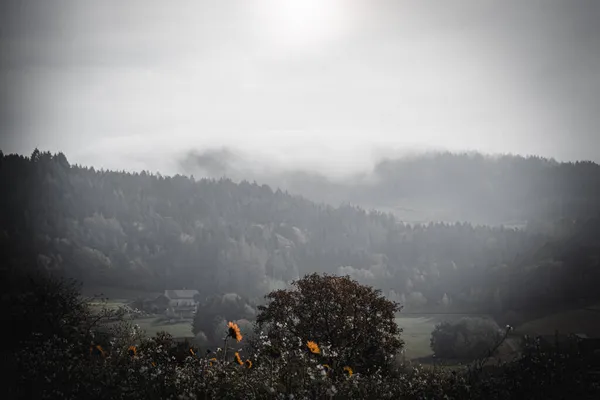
<box><xmin>430</xmin><ymin>317</ymin><xmax>502</xmax><ymax>359</ymax></box>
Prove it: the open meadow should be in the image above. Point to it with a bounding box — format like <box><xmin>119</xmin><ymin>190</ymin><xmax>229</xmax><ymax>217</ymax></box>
<box><xmin>395</xmin><ymin>314</ymin><xmax>498</xmax><ymax>361</ymax></box>
<box><xmin>83</xmin><ymin>286</ymin><xmax>194</xmax><ymax>338</ymax></box>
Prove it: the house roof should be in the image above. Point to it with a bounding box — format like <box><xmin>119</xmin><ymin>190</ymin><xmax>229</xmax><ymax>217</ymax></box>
<box><xmin>172</xmin><ymin>305</ymin><xmax>197</xmax><ymax>310</ymax></box>
<box><xmin>164</xmin><ymin>289</ymin><xmax>200</xmax><ymax>300</ymax></box>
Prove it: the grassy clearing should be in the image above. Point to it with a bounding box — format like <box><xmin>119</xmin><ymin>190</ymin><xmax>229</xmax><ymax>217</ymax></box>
<box><xmin>395</xmin><ymin>313</ymin><xmax>520</xmax><ymax>363</ymax></box>
<box><xmin>395</xmin><ymin>316</ymin><xmax>438</xmax><ymax>360</ymax></box>
<box><xmin>131</xmin><ymin>317</ymin><xmax>194</xmax><ymax>338</ymax></box>
<box><xmin>100</xmin><ymin>317</ymin><xmax>194</xmax><ymax>339</ymax></box>
<box><xmin>395</xmin><ymin>314</ymin><xmax>491</xmax><ymax>360</ymax></box>
<box><xmin>396</xmin><ymin>306</ymin><xmax>600</xmax><ymax>365</ymax></box>
<box><xmin>87</xmin><ymin>298</ymin><xmax>130</xmax><ymax>316</ymax></box>
<box><xmin>82</xmin><ymin>286</ymin><xmax>194</xmax><ymax>339</ymax></box>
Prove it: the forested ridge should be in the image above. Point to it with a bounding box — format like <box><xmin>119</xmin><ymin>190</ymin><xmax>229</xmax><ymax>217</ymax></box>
<box><xmin>357</xmin><ymin>153</ymin><xmax>600</xmax><ymax>223</ymax></box>
<box><xmin>185</xmin><ymin>150</ymin><xmax>600</xmax><ymax>225</ymax></box>
<box><xmin>2</xmin><ymin>149</ymin><xmax>600</xmax><ymax>318</ymax></box>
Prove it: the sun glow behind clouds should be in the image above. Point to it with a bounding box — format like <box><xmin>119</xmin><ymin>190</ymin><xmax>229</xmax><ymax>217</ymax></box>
<box><xmin>256</xmin><ymin>0</ymin><xmax>352</xmax><ymax>49</ymax></box>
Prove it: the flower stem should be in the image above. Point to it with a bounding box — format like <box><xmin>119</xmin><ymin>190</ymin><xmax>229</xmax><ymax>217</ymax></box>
<box><xmin>223</xmin><ymin>336</ymin><xmax>229</xmax><ymax>362</ymax></box>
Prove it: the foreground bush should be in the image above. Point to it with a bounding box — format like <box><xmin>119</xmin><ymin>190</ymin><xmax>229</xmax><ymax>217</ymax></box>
<box><xmin>5</xmin><ymin>268</ymin><xmax>600</xmax><ymax>399</ymax></box>
<box><xmin>12</xmin><ymin>329</ymin><xmax>599</xmax><ymax>400</ymax></box>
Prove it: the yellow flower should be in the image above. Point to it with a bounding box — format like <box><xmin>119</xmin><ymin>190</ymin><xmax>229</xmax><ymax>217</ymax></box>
<box><xmin>307</xmin><ymin>340</ymin><xmax>320</xmax><ymax>354</ymax></box>
<box><xmin>234</xmin><ymin>352</ymin><xmax>243</xmax><ymax>365</ymax></box>
<box><xmin>343</xmin><ymin>366</ymin><xmax>353</xmax><ymax>377</ymax></box>
<box><xmin>245</xmin><ymin>359</ymin><xmax>253</xmax><ymax>369</ymax></box>
<box><xmin>209</xmin><ymin>357</ymin><xmax>217</xmax><ymax>366</ymax></box>
<box><xmin>189</xmin><ymin>348</ymin><xmax>196</xmax><ymax>357</ymax></box>
<box><xmin>128</xmin><ymin>345</ymin><xmax>137</xmax><ymax>357</ymax></box>
<box><xmin>322</xmin><ymin>364</ymin><xmax>331</xmax><ymax>372</ymax></box>
<box><xmin>227</xmin><ymin>321</ymin><xmax>243</xmax><ymax>342</ymax></box>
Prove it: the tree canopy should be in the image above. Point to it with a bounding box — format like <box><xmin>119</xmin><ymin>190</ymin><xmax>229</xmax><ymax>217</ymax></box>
<box><xmin>256</xmin><ymin>273</ymin><xmax>403</xmax><ymax>373</ymax></box>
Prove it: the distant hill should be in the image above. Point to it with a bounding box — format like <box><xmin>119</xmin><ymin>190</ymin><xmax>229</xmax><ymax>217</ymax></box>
<box><xmin>183</xmin><ymin>151</ymin><xmax>600</xmax><ymax>225</ymax></box>
<box><xmin>363</xmin><ymin>153</ymin><xmax>600</xmax><ymax>224</ymax></box>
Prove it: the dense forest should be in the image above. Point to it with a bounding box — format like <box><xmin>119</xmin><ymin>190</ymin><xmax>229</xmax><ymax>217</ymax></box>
<box><xmin>2</xmin><ymin>149</ymin><xmax>600</xmax><ymax>322</ymax></box>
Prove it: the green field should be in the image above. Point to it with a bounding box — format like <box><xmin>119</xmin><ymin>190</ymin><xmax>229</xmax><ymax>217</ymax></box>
<box><xmin>396</xmin><ymin>307</ymin><xmax>600</xmax><ymax>363</ymax></box>
<box><xmin>92</xmin><ymin>306</ymin><xmax>195</xmax><ymax>339</ymax></box>
<box><xmin>396</xmin><ymin>313</ymin><xmax>521</xmax><ymax>363</ymax></box>
<box><xmin>84</xmin><ymin>286</ymin><xmax>194</xmax><ymax>339</ymax></box>
<box><xmin>131</xmin><ymin>317</ymin><xmax>194</xmax><ymax>338</ymax></box>
<box><xmin>395</xmin><ymin>314</ymin><xmax>492</xmax><ymax>360</ymax></box>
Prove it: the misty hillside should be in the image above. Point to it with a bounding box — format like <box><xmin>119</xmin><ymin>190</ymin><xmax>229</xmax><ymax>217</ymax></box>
<box><xmin>2</xmin><ymin>149</ymin><xmax>600</xmax><ymax>320</ymax></box>
<box><xmin>182</xmin><ymin>151</ymin><xmax>600</xmax><ymax>225</ymax></box>
<box><xmin>365</xmin><ymin>153</ymin><xmax>600</xmax><ymax>224</ymax></box>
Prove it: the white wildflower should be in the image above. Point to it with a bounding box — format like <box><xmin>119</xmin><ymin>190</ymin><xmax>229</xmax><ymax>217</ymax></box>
<box><xmin>326</xmin><ymin>385</ymin><xmax>338</xmax><ymax>396</ymax></box>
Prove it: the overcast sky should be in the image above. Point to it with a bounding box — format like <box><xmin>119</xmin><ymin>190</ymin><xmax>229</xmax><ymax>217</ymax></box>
<box><xmin>1</xmin><ymin>0</ymin><xmax>599</xmax><ymax>176</ymax></box>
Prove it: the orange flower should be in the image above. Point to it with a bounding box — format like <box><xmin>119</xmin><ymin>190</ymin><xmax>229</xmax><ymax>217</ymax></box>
<box><xmin>245</xmin><ymin>359</ymin><xmax>253</xmax><ymax>369</ymax></box>
<box><xmin>322</xmin><ymin>364</ymin><xmax>332</xmax><ymax>373</ymax></box>
<box><xmin>234</xmin><ymin>352</ymin><xmax>243</xmax><ymax>365</ymax></box>
<box><xmin>209</xmin><ymin>357</ymin><xmax>217</xmax><ymax>366</ymax></box>
<box><xmin>307</xmin><ymin>340</ymin><xmax>320</xmax><ymax>354</ymax></box>
<box><xmin>92</xmin><ymin>344</ymin><xmax>106</xmax><ymax>358</ymax></box>
<box><xmin>343</xmin><ymin>366</ymin><xmax>353</xmax><ymax>377</ymax></box>
<box><xmin>227</xmin><ymin>321</ymin><xmax>242</xmax><ymax>342</ymax></box>
<box><xmin>189</xmin><ymin>348</ymin><xmax>196</xmax><ymax>357</ymax></box>
<box><xmin>128</xmin><ymin>345</ymin><xmax>137</xmax><ymax>357</ymax></box>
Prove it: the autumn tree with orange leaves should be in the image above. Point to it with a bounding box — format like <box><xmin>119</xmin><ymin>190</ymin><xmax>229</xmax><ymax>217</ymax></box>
<box><xmin>255</xmin><ymin>273</ymin><xmax>404</xmax><ymax>375</ymax></box>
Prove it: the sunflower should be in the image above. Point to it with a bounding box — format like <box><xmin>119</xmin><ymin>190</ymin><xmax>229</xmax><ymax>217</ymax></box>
<box><xmin>209</xmin><ymin>357</ymin><xmax>217</xmax><ymax>366</ymax></box>
<box><xmin>245</xmin><ymin>359</ymin><xmax>253</xmax><ymax>369</ymax></box>
<box><xmin>227</xmin><ymin>321</ymin><xmax>243</xmax><ymax>342</ymax></box>
<box><xmin>234</xmin><ymin>352</ymin><xmax>243</xmax><ymax>365</ymax></box>
<box><xmin>307</xmin><ymin>340</ymin><xmax>320</xmax><ymax>354</ymax></box>
<box><xmin>343</xmin><ymin>366</ymin><xmax>353</xmax><ymax>377</ymax></box>
<box><xmin>128</xmin><ymin>345</ymin><xmax>137</xmax><ymax>357</ymax></box>
<box><xmin>91</xmin><ymin>344</ymin><xmax>106</xmax><ymax>358</ymax></box>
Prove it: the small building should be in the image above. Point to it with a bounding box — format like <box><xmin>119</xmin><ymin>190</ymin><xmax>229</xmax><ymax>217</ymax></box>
<box><xmin>163</xmin><ymin>289</ymin><xmax>200</xmax><ymax>319</ymax></box>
